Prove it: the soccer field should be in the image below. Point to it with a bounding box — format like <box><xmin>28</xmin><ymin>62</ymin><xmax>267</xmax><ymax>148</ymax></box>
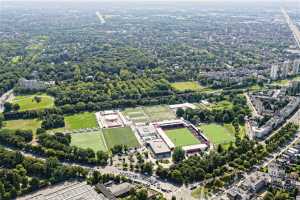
<box><xmin>123</xmin><ymin>105</ymin><xmax>176</xmax><ymax>123</ymax></box>
<box><xmin>143</xmin><ymin>105</ymin><xmax>176</xmax><ymax>122</ymax></box>
<box><xmin>3</xmin><ymin>119</ymin><xmax>41</xmax><ymax>134</ymax></box>
<box><xmin>103</xmin><ymin>127</ymin><xmax>139</xmax><ymax>149</ymax></box>
<box><xmin>65</xmin><ymin>112</ymin><xmax>98</xmax><ymax>130</ymax></box>
<box><xmin>11</xmin><ymin>94</ymin><xmax>54</xmax><ymax>111</ymax></box>
<box><xmin>165</xmin><ymin>127</ymin><xmax>200</xmax><ymax>147</ymax></box>
<box><xmin>198</xmin><ymin>123</ymin><xmax>235</xmax><ymax>145</ymax></box>
<box><xmin>71</xmin><ymin>131</ymin><xmax>107</xmax><ymax>152</ymax></box>
<box><xmin>171</xmin><ymin>81</ymin><xmax>203</xmax><ymax>91</ymax></box>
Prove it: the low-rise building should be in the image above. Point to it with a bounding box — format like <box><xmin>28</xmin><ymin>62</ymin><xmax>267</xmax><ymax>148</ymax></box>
<box><xmin>147</xmin><ymin>139</ymin><xmax>171</xmax><ymax>159</ymax></box>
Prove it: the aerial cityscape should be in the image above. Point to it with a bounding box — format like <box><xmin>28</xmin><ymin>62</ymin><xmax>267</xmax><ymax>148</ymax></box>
<box><xmin>0</xmin><ymin>0</ymin><xmax>300</xmax><ymax>199</ymax></box>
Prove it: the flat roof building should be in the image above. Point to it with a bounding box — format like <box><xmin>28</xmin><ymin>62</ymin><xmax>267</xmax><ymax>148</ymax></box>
<box><xmin>147</xmin><ymin>139</ymin><xmax>171</xmax><ymax>159</ymax></box>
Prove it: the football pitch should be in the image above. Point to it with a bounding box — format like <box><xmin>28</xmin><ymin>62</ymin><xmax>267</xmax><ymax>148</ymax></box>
<box><xmin>11</xmin><ymin>94</ymin><xmax>54</xmax><ymax>111</ymax></box>
<box><xmin>123</xmin><ymin>105</ymin><xmax>176</xmax><ymax>123</ymax></box>
<box><xmin>71</xmin><ymin>131</ymin><xmax>107</xmax><ymax>152</ymax></box>
<box><xmin>65</xmin><ymin>112</ymin><xmax>98</xmax><ymax>130</ymax></box>
<box><xmin>165</xmin><ymin>127</ymin><xmax>200</xmax><ymax>147</ymax></box>
<box><xmin>103</xmin><ymin>127</ymin><xmax>139</xmax><ymax>149</ymax></box>
<box><xmin>198</xmin><ymin>123</ymin><xmax>235</xmax><ymax>145</ymax></box>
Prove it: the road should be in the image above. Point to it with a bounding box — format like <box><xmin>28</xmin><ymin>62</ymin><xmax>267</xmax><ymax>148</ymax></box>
<box><xmin>0</xmin><ymin>89</ymin><xmax>14</xmax><ymax>112</ymax></box>
<box><xmin>262</xmin><ymin>105</ymin><xmax>300</xmax><ymax>143</ymax></box>
<box><xmin>244</xmin><ymin>93</ymin><xmax>259</xmax><ymax>117</ymax></box>
<box><xmin>3</xmin><ymin>146</ymin><xmax>181</xmax><ymax>199</ymax></box>
<box><xmin>214</xmin><ymin>129</ymin><xmax>300</xmax><ymax>200</ymax></box>
<box><xmin>282</xmin><ymin>8</ymin><xmax>300</xmax><ymax>49</ymax></box>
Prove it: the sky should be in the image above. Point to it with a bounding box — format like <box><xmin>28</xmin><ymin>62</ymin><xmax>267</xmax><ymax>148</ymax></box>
<box><xmin>1</xmin><ymin>0</ymin><xmax>294</xmax><ymax>1</ymax></box>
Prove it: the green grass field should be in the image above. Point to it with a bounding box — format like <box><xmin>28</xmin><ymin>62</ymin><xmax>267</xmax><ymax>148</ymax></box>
<box><xmin>65</xmin><ymin>112</ymin><xmax>98</xmax><ymax>130</ymax></box>
<box><xmin>122</xmin><ymin>107</ymin><xmax>149</xmax><ymax>123</ymax></box>
<box><xmin>11</xmin><ymin>94</ymin><xmax>54</xmax><ymax>111</ymax></box>
<box><xmin>171</xmin><ymin>81</ymin><xmax>203</xmax><ymax>91</ymax></box>
<box><xmin>143</xmin><ymin>105</ymin><xmax>176</xmax><ymax>122</ymax></box>
<box><xmin>123</xmin><ymin>105</ymin><xmax>176</xmax><ymax>123</ymax></box>
<box><xmin>71</xmin><ymin>131</ymin><xmax>107</xmax><ymax>152</ymax></box>
<box><xmin>165</xmin><ymin>127</ymin><xmax>200</xmax><ymax>147</ymax></box>
<box><xmin>103</xmin><ymin>127</ymin><xmax>139</xmax><ymax>149</ymax></box>
<box><xmin>199</xmin><ymin>123</ymin><xmax>235</xmax><ymax>145</ymax></box>
<box><xmin>209</xmin><ymin>100</ymin><xmax>234</xmax><ymax>110</ymax></box>
<box><xmin>3</xmin><ymin>119</ymin><xmax>41</xmax><ymax>134</ymax></box>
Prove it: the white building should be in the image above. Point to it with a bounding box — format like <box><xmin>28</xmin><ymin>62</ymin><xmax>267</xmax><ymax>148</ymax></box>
<box><xmin>282</xmin><ymin>60</ymin><xmax>290</xmax><ymax>78</ymax></box>
<box><xmin>270</xmin><ymin>64</ymin><xmax>279</xmax><ymax>80</ymax></box>
<box><xmin>293</xmin><ymin>59</ymin><xmax>300</xmax><ymax>75</ymax></box>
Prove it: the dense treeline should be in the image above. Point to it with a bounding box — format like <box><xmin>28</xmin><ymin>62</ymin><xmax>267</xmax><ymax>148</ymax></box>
<box><xmin>0</xmin><ymin>129</ymin><xmax>109</xmax><ymax>166</ymax></box>
<box><xmin>3</xmin><ymin>91</ymin><xmax>216</xmax><ymax>120</ymax></box>
<box><xmin>177</xmin><ymin>94</ymin><xmax>251</xmax><ymax>124</ymax></box>
<box><xmin>0</xmin><ymin>148</ymin><xmax>88</xmax><ymax>200</ymax></box>
<box><xmin>41</xmin><ymin>114</ymin><xmax>65</xmax><ymax>129</ymax></box>
<box><xmin>157</xmin><ymin>123</ymin><xmax>298</xmax><ymax>185</ymax></box>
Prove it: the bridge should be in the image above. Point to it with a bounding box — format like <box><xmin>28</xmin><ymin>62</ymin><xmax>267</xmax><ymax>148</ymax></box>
<box><xmin>282</xmin><ymin>8</ymin><xmax>300</xmax><ymax>49</ymax></box>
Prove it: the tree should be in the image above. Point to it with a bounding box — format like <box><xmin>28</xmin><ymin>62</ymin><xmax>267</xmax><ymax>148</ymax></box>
<box><xmin>141</xmin><ymin>162</ymin><xmax>153</xmax><ymax>175</ymax></box>
<box><xmin>96</xmin><ymin>151</ymin><xmax>109</xmax><ymax>166</ymax></box>
<box><xmin>176</xmin><ymin>108</ymin><xmax>184</xmax><ymax>118</ymax></box>
<box><xmin>34</xmin><ymin>96</ymin><xmax>42</xmax><ymax>103</ymax></box>
<box><xmin>172</xmin><ymin>147</ymin><xmax>185</xmax><ymax>163</ymax></box>
<box><xmin>4</xmin><ymin>102</ymin><xmax>12</xmax><ymax>112</ymax></box>
<box><xmin>0</xmin><ymin>114</ymin><xmax>3</xmax><ymax>128</ymax></box>
<box><xmin>12</xmin><ymin>104</ymin><xmax>20</xmax><ymax>111</ymax></box>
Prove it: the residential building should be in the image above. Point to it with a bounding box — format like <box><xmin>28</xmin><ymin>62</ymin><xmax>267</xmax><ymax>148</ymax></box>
<box><xmin>270</xmin><ymin>64</ymin><xmax>279</xmax><ymax>80</ymax></box>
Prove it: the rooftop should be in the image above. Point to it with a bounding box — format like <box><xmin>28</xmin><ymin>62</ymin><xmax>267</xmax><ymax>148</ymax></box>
<box><xmin>148</xmin><ymin>139</ymin><xmax>171</xmax><ymax>154</ymax></box>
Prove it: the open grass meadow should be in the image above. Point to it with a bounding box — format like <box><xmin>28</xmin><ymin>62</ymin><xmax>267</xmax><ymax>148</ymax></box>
<box><xmin>65</xmin><ymin>112</ymin><xmax>98</xmax><ymax>130</ymax></box>
<box><xmin>198</xmin><ymin>123</ymin><xmax>235</xmax><ymax>145</ymax></box>
<box><xmin>171</xmin><ymin>81</ymin><xmax>203</xmax><ymax>91</ymax></box>
<box><xmin>165</xmin><ymin>127</ymin><xmax>200</xmax><ymax>147</ymax></box>
<box><xmin>3</xmin><ymin>119</ymin><xmax>41</xmax><ymax>134</ymax></box>
<box><xmin>71</xmin><ymin>131</ymin><xmax>107</xmax><ymax>152</ymax></box>
<box><xmin>11</xmin><ymin>94</ymin><xmax>54</xmax><ymax>111</ymax></box>
<box><xmin>103</xmin><ymin>127</ymin><xmax>139</xmax><ymax>149</ymax></box>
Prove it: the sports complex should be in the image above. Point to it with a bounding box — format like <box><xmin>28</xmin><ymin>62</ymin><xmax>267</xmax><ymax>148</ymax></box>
<box><xmin>2</xmin><ymin>95</ymin><xmax>237</xmax><ymax>159</ymax></box>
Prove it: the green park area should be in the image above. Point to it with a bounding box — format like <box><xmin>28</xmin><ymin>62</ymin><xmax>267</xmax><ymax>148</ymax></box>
<box><xmin>3</xmin><ymin>119</ymin><xmax>41</xmax><ymax>134</ymax></box>
<box><xmin>165</xmin><ymin>127</ymin><xmax>200</xmax><ymax>147</ymax></box>
<box><xmin>199</xmin><ymin>123</ymin><xmax>236</xmax><ymax>146</ymax></box>
<box><xmin>71</xmin><ymin>131</ymin><xmax>107</xmax><ymax>152</ymax></box>
<box><xmin>64</xmin><ymin>112</ymin><xmax>98</xmax><ymax>130</ymax></box>
<box><xmin>171</xmin><ymin>81</ymin><xmax>203</xmax><ymax>91</ymax></box>
<box><xmin>11</xmin><ymin>94</ymin><xmax>54</xmax><ymax>111</ymax></box>
<box><xmin>103</xmin><ymin>127</ymin><xmax>139</xmax><ymax>149</ymax></box>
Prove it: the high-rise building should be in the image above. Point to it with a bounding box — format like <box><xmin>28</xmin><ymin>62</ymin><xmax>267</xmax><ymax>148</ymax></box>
<box><xmin>270</xmin><ymin>64</ymin><xmax>279</xmax><ymax>80</ymax></box>
<box><xmin>282</xmin><ymin>60</ymin><xmax>290</xmax><ymax>78</ymax></box>
<box><xmin>293</xmin><ymin>59</ymin><xmax>300</xmax><ymax>75</ymax></box>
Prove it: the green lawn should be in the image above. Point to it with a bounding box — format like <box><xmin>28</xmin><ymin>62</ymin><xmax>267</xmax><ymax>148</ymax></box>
<box><xmin>3</xmin><ymin>119</ymin><xmax>41</xmax><ymax>134</ymax></box>
<box><xmin>209</xmin><ymin>100</ymin><xmax>234</xmax><ymax>110</ymax></box>
<box><xmin>199</xmin><ymin>123</ymin><xmax>235</xmax><ymax>145</ymax></box>
<box><xmin>123</xmin><ymin>105</ymin><xmax>176</xmax><ymax>123</ymax></box>
<box><xmin>271</xmin><ymin>79</ymin><xmax>289</xmax><ymax>86</ymax></box>
<box><xmin>143</xmin><ymin>105</ymin><xmax>176</xmax><ymax>122</ymax></box>
<box><xmin>11</xmin><ymin>94</ymin><xmax>54</xmax><ymax>111</ymax></box>
<box><xmin>165</xmin><ymin>127</ymin><xmax>200</xmax><ymax>147</ymax></box>
<box><xmin>65</xmin><ymin>112</ymin><xmax>98</xmax><ymax>130</ymax></box>
<box><xmin>171</xmin><ymin>81</ymin><xmax>203</xmax><ymax>91</ymax></box>
<box><xmin>71</xmin><ymin>131</ymin><xmax>107</xmax><ymax>152</ymax></box>
<box><xmin>103</xmin><ymin>127</ymin><xmax>139</xmax><ymax>149</ymax></box>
